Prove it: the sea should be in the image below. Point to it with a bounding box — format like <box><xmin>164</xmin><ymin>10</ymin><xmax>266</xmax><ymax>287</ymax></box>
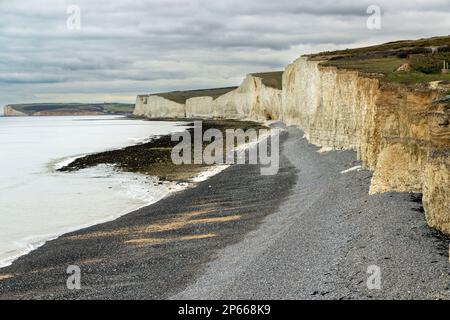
<box><xmin>0</xmin><ymin>115</ymin><xmax>189</xmax><ymax>267</ymax></box>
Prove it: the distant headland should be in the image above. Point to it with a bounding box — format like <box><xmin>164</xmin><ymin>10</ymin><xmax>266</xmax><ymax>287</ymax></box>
<box><xmin>3</xmin><ymin>103</ymin><xmax>134</xmax><ymax>117</ymax></box>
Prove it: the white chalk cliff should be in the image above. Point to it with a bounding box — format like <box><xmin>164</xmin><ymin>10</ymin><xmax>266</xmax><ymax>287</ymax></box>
<box><xmin>134</xmin><ymin>56</ymin><xmax>450</xmax><ymax>235</ymax></box>
<box><xmin>3</xmin><ymin>105</ymin><xmax>28</xmax><ymax>116</ymax></box>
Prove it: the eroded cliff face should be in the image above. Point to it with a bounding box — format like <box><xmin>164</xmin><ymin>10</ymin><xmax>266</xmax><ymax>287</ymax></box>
<box><xmin>280</xmin><ymin>56</ymin><xmax>449</xmax><ymax>235</ymax></box>
<box><xmin>422</xmin><ymin>99</ymin><xmax>450</xmax><ymax>233</ymax></box>
<box><xmin>134</xmin><ymin>95</ymin><xmax>185</xmax><ymax>118</ymax></box>
<box><xmin>211</xmin><ymin>74</ymin><xmax>282</xmax><ymax>120</ymax></box>
<box><xmin>3</xmin><ymin>105</ymin><xmax>27</xmax><ymax>116</ymax></box>
<box><xmin>186</xmin><ymin>96</ymin><xmax>215</xmax><ymax>118</ymax></box>
<box><xmin>134</xmin><ymin>56</ymin><xmax>449</xmax><ymax>234</ymax></box>
<box><xmin>136</xmin><ymin>74</ymin><xmax>282</xmax><ymax>121</ymax></box>
<box><xmin>282</xmin><ymin>57</ymin><xmax>380</xmax><ymax>162</ymax></box>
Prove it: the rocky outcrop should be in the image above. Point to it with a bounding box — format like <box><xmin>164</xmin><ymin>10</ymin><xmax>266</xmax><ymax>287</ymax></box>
<box><xmin>3</xmin><ymin>105</ymin><xmax>27</xmax><ymax>116</ymax></box>
<box><xmin>134</xmin><ymin>57</ymin><xmax>450</xmax><ymax>235</ymax></box>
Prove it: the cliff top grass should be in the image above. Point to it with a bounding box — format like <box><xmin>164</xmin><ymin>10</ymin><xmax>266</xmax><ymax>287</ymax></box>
<box><xmin>151</xmin><ymin>87</ymin><xmax>238</xmax><ymax>104</ymax></box>
<box><xmin>8</xmin><ymin>103</ymin><xmax>134</xmax><ymax>115</ymax></box>
<box><xmin>315</xmin><ymin>35</ymin><xmax>450</xmax><ymax>86</ymax></box>
<box><xmin>311</xmin><ymin>35</ymin><xmax>450</xmax><ymax>59</ymax></box>
<box><xmin>251</xmin><ymin>71</ymin><xmax>283</xmax><ymax>90</ymax></box>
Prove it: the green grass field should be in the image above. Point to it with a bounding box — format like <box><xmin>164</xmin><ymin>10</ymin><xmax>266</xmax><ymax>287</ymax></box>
<box><xmin>154</xmin><ymin>87</ymin><xmax>238</xmax><ymax>104</ymax></box>
<box><xmin>312</xmin><ymin>35</ymin><xmax>450</xmax><ymax>58</ymax></box>
<box><xmin>323</xmin><ymin>57</ymin><xmax>406</xmax><ymax>75</ymax></box>
<box><xmin>251</xmin><ymin>71</ymin><xmax>283</xmax><ymax>89</ymax></box>
<box><xmin>318</xmin><ymin>35</ymin><xmax>450</xmax><ymax>85</ymax></box>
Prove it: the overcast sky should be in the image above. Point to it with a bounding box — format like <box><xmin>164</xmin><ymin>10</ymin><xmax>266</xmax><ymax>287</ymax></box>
<box><xmin>0</xmin><ymin>0</ymin><xmax>449</xmax><ymax>111</ymax></box>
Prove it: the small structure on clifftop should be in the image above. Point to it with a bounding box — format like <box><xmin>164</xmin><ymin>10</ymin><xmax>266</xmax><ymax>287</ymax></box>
<box><xmin>442</xmin><ymin>60</ymin><xmax>449</xmax><ymax>74</ymax></box>
<box><xmin>429</xmin><ymin>46</ymin><xmax>439</xmax><ymax>55</ymax></box>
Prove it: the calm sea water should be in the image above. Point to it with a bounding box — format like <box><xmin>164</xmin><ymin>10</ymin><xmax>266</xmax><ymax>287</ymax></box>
<box><xmin>0</xmin><ymin>115</ymin><xmax>188</xmax><ymax>267</ymax></box>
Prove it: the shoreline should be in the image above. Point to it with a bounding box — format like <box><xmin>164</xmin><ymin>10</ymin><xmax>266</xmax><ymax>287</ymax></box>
<box><xmin>59</xmin><ymin>119</ymin><xmax>267</xmax><ymax>182</ymax></box>
<box><xmin>0</xmin><ymin>124</ymin><xmax>448</xmax><ymax>299</ymax></box>
<box><xmin>0</xmin><ymin>171</ymin><xmax>189</xmax><ymax>269</ymax></box>
<box><xmin>0</xmin><ymin>128</ymin><xmax>296</xmax><ymax>299</ymax></box>
<box><xmin>0</xmin><ymin>118</ymin><xmax>266</xmax><ymax>270</ymax></box>
<box><xmin>0</xmin><ymin>128</ymin><xmax>450</xmax><ymax>300</ymax></box>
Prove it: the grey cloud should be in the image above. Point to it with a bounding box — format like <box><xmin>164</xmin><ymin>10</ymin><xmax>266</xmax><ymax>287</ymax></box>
<box><xmin>0</xmin><ymin>0</ymin><xmax>449</xmax><ymax>110</ymax></box>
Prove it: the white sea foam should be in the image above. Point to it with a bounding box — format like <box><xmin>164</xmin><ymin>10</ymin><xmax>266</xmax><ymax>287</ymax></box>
<box><xmin>128</xmin><ymin>136</ymin><xmax>151</xmax><ymax>144</ymax></box>
<box><xmin>191</xmin><ymin>165</ymin><xmax>230</xmax><ymax>183</ymax></box>
<box><xmin>0</xmin><ymin>160</ymin><xmax>230</xmax><ymax>268</ymax></box>
<box><xmin>53</xmin><ymin>154</ymin><xmax>86</xmax><ymax>170</ymax></box>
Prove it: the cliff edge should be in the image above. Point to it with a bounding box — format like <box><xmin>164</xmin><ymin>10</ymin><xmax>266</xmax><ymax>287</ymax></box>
<box><xmin>4</xmin><ymin>105</ymin><xmax>28</xmax><ymax>116</ymax></box>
